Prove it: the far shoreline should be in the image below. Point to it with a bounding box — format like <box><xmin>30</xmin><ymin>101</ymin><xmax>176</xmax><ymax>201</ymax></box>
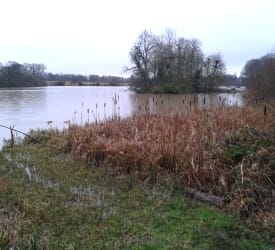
<box><xmin>131</xmin><ymin>85</ymin><xmax>246</xmax><ymax>95</ymax></box>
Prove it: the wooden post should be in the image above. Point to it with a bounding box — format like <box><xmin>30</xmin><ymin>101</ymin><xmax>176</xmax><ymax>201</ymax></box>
<box><xmin>10</xmin><ymin>126</ymin><xmax>14</xmax><ymax>147</ymax></box>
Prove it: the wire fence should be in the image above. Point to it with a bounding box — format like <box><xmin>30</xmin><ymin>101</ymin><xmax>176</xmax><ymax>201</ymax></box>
<box><xmin>0</xmin><ymin>124</ymin><xmax>60</xmax><ymax>150</ymax></box>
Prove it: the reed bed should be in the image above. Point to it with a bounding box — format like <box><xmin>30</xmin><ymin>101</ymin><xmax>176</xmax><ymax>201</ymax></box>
<box><xmin>60</xmin><ymin>104</ymin><xmax>275</xmax><ymax>220</ymax></box>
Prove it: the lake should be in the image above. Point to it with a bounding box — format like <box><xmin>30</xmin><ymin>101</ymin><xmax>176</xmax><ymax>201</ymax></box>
<box><xmin>0</xmin><ymin>86</ymin><xmax>245</xmax><ymax>146</ymax></box>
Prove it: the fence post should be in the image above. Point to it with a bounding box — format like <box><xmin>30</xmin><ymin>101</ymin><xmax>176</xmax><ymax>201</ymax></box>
<box><xmin>10</xmin><ymin>126</ymin><xmax>14</xmax><ymax>147</ymax></box>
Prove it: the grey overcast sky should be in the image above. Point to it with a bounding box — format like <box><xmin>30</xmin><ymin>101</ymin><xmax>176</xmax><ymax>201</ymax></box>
<box><xmin>1</xmin><ymin>0</ymin><xmax>274</xmax><ymax>76</ymax></box>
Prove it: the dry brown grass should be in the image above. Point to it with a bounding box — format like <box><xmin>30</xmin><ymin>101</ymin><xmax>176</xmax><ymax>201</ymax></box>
<box><xmin>60</xmin><ymin>104</ymin><xmax>275</xmax><ymax>221</ymax></box>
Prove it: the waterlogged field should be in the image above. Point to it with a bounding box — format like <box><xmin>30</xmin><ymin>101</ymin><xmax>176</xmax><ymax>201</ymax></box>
<box><xmin>0</xmin><ymin>101</ymin><xmax>274</xmax><ymax>249</ymax></box>
<box><xmin>0</xmin><ymin>145</ymin><xmax>274</xmax><ymax>249</ymax></box>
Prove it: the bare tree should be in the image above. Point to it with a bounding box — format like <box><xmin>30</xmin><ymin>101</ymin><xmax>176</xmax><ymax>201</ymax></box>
<box><xmin>203</xmin><ymin>54</ymin><xmax>226</xmax><ymax>91</ymax></box>
<box><xmin>0</xmin><ymin>62</ymin><xmax>47</xmax><ymax>87</ymax></box>
<box><xmin>129</xmin><ymin>30</ymin><xmax>158</xmax><ymax>89</ymax></box>
<box><xmin>128</xmin><ymin>29</ymin><xmax>225</xmax><ymax>93</ymax></box>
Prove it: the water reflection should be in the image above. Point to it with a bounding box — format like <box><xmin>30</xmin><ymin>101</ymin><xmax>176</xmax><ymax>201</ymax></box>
<box><xmin>0</xmin><ymin>88</ymin><xmax>47</xmax><ymax>143</ymax></box>
<box><xmin>0</xmin><ymin>86</ymin><xmax>245</xmax><ymax>145</ymax></box>
<box><xmin>129</xmin><ymin>92</ymin><xmax>244</xmax><ymax>114</ymax></box>
<box><xmin>0</xmin><ymin>87</ymin><xmax>46</xmax><ymax>113</ymax></box>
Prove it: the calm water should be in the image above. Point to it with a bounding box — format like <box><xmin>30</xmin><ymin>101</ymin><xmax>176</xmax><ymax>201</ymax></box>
<box><xmin>0</xmin><ymin>86</ymin><xmax>245</xmax><ymax>145</ymax></box>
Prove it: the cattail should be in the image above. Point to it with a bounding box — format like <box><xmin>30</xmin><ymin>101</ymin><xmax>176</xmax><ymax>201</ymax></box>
<box><xmin>73</xmin><ymin>110</ymin><xmax>77</xmax><ymax>123</ymax></box>
<box><xmin>104</xmin><ymin>103</ymin><xmax>106</xmax><ymax>120</ymax></box>
<box><xmin>81</xmin><ymin>102</ymin><xmax>84</xmax><ymax>125</ymax></box>
<box><xmin>221</xmin><ymin>98</ymin><xmax>226</xmax><ymax>107</ymax></box>
<box><xmin>87</xmin><ymin>108</ymin><xmax>90</xmax><ymax>124</ymax></box>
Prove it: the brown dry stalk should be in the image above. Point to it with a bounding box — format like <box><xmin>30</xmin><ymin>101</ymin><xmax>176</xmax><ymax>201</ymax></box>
<box><xmin>60</xmin><ymin>104</ymin><xmax>275</xmax><ymax>219</ymax></box>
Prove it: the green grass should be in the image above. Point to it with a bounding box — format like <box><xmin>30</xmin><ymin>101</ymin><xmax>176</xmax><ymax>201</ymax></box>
<box><xmin>0</xmin><ymin>145</ymin><xmax>273</xmax><ymax>249</ymax></box>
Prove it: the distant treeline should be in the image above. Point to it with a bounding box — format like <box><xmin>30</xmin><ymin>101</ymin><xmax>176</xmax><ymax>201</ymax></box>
<box><xmin>0</xmin><ymin>61</ymin><xmax>129</xmax><ymax>88</ymax></box>
<box><xmin>47</xmin><ymin>73</ymin><xmax>129</xmax><ymax>85</ymax></box>
<box><xmin>241</xmin><ymin>52</ymin><xmax>275</xmax><ymax>98</ymax></box>
<box><xmin>225</xmin><ymin>74</ymin><xmax>242</xmax><ymax>86</ymax></box>
<box><xmin>127</xmin><ymin>29</ymin><xmax>227</xmax><ymax>93</ymax></box>
<box><xmin>0</xmin><ymin>62</ymin><xmax>46</xmax><ymax>87</ymax></box>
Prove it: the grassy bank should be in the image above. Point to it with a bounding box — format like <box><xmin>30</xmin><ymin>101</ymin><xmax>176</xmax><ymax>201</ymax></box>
<box><xmin>0</xmin><ymin>103</ymin><xmax>274</xmax><ymax>248</ymax></box>
<box><xmin>0</xmin><ymin>145</ymin><xmax>274</xmax><ymax>249</ymax></box>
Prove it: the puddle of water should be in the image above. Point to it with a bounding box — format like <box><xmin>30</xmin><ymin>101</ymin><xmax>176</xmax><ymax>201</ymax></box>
<box><xmin>69</xmin><ymin>186</ymin><xmax>116</xmax><ymax>208</ymax></box>
<box><xmin>3</xmin><ymin>151</ymin><xmax>118</xmax><ymax>218</ymax></box>
<box><xmin>3</xmin><ymin>152</ymin><xmax>60</xmax><ymax>190</ymax></box>
<box><xmin>24</xmin><ymin>166</ymin><xmax>32</xmax><ymax>179</ymax></box>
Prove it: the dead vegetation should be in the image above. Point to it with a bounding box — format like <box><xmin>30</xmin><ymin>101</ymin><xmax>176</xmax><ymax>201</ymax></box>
<box><xmin>57</xmin><ymin>102</ymin><xmax>275</xmax><ymax>225</ymax></box>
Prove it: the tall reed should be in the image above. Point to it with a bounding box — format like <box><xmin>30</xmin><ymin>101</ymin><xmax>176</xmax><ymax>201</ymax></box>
<box><xmin>60</xmin><ymin>103</ymin><xmax>275</xmax><ymax>218</ymax></box>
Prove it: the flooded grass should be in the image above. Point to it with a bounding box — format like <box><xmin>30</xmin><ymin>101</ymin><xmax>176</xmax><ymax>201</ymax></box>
<box><xmin>0</xmin><ymin>144</ymin><xmax>274</xmax><ymax>249</ymax></box>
